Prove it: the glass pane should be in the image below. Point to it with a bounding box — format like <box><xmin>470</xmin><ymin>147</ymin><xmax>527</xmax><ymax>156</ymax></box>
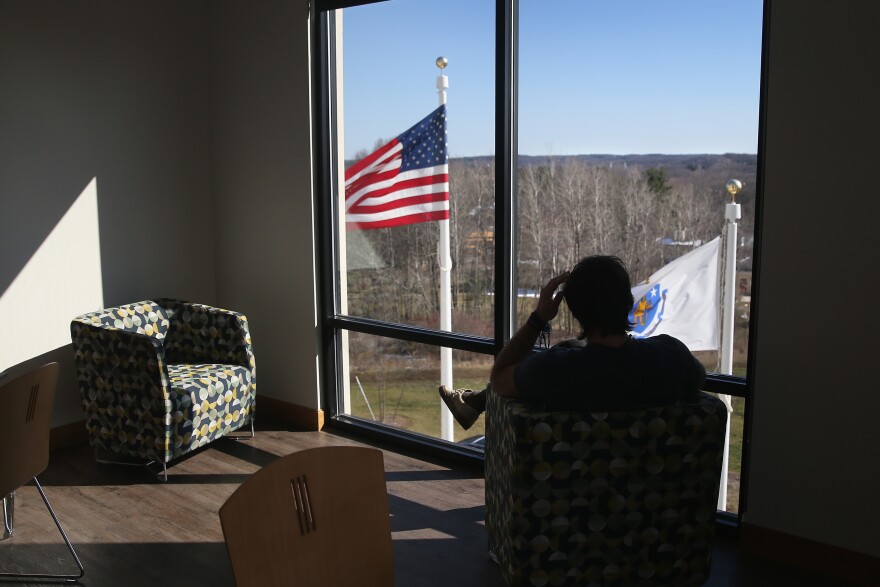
<box><xmin>339</xmin><ymin>0</ymin><xmax>496</xmax><ymax>338</ymax></box>
<box><xmin>516</xmin><ymin>0</ymin><xmax>762</xmax><ymax>378</ymax></box>
<box><xmin>342</xmin><ymin>330</ymin><xmax>493</xmax><ymax>444</ymax></box>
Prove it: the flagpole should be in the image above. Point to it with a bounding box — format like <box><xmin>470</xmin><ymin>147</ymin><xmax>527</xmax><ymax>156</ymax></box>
<box><xmin>717</xmin><ymin>178</ymin><xmax>742</xmax><ymax>510</ymax></box>
<box><xmin>436</xmin><ymin>57</ymin><xmax>454</xmax><ymax>442</ymax></box>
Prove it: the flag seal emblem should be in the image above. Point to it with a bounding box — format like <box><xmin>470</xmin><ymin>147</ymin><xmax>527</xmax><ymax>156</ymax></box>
<box><xmin>630</xmin><ymin>284</ymin><xmax>667</xmax><ymax>338</ymax></box>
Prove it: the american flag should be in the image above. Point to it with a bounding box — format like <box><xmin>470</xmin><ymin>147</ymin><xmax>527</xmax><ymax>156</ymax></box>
<box><xmin>345</xmin><ymin>105</ymin><xmax>449</xmax><ymax>230</ymax></box>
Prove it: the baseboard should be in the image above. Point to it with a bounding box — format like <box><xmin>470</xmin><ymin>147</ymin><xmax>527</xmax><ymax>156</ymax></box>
<box><xmin>741</xmin><ymin>523</ymin><xmax>879</xmax><ymax>586</ymax></box>
<box><xmin>257</xmin><ymin>396</ymin><xmax>325</xmax><ymax>431</ymax></box>
<box><xmin>50</xmin><ymin>420</ymin><xmax>88</xmax><ymax>450</ymax></box>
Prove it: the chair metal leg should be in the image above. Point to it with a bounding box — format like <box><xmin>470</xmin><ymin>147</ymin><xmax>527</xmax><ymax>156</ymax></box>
<box><xmin>0</xmin><ymin>478</ymin><xmax>85</xmax><ymax>582</ymax></box>
<box><xmin>1</xmin><ymin>493</ymin><xmax>13</xmax><ymax>539</ymax></box>
<box><xmin>228</xmin><ymin>417</ymin><xmax>255</xmax><ymax>440</ymax></box>
<box><xmin>94</xmin><ymin>449</ymin><xmax>168</xmax><ymax>482</ymax></box>
<box><xmin>146</xmin><ymin>461</ymin><xmax>169</xmax><ymax>483</ymax></box>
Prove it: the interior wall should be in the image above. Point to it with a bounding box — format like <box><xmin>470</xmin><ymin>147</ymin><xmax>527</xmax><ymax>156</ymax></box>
<box><xmin>208</xmin><ymin>0</ymin><xmax>321</xmax><ymax>411</ymax></box>
<box><xmin>0</xmin><ymin>0</ymin><xmax>216</xmax><ymax>425</ymax></box>
<box><xmin>746</xmin><ymin>1</ymin><xmax>879</xmax><ymax>557</ymax></box>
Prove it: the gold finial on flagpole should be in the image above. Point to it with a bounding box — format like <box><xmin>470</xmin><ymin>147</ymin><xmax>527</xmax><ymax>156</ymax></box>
<box><xmin>436</xmin><ymin>57</ymin><xmax>449</xmax><ymax>107</ymax></box>
<box><xmin>725</xmin><ymin>179</ymin><xmax>743</xmax><ymax>203</ymax></box>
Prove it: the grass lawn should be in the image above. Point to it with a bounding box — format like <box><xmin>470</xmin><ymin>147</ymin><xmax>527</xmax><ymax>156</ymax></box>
<box><xmin>349</xmin><ymin>363</ymin><xmax>490</xmax><ymax>442</ymax></box>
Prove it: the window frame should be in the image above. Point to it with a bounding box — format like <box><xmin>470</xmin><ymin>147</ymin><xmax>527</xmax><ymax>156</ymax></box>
<box><xmin>310</xmin><ymin>0</ymin><xmax>767</xmax><ymax>523</ymax></box>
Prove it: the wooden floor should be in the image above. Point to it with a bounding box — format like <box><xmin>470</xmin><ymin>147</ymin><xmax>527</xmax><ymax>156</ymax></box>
<box><xmin>0</xmin><ymin>420</ymin><xmax>858</xmax><ymax>586</ymax></box>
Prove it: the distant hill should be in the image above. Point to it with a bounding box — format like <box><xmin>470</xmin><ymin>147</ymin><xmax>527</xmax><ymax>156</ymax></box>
<box><xmin>454</xmin><ymin>152</ymin><xmax>756</xmax><ymax>177</ymax></box>
<box><xmin>346</xmin><ymin>153</ymin><xmax>758</xmax><ymax>185</ymax></box>
<box><xmin>514</xmin><ymin>153</ymin><xmax>756</xmax><ymax>168</ymax></box>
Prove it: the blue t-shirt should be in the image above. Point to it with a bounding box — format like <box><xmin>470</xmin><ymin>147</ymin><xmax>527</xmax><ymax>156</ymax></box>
<box><xmin>514</xmin><ymin>334</ymin><xmax>705</xmax><ymax>411</ymax></box>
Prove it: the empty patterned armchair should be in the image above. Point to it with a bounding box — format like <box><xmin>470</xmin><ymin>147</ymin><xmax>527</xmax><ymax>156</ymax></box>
<box><xmin>485</xmin><ymin>390</ymin><xmax>727</xmax><ymax>587</ymax></box>
<box><xmin>70</xmin><ymin>300</ymin><xmax>256</xmax><ymax>476</ymax></box>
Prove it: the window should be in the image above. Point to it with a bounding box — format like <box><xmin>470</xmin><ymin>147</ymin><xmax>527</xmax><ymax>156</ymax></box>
<box><xmin>314</xmin><ymin>0</ymin><xmax>765</xmax><ymax>518</ymax></box>
<box><xmin>319</xmin><ymin>0</ymin><xmax>497</xmax><ymax>446</ymax></box>
<box><xmin>338</xmin><ymin>0</ymin><xmax>496</xmax><ymax>338</ymax></box>
<box><xmin>516</xmin><ymin>1</ymin><xmax>764</xmax><ymax>515</ymax></box>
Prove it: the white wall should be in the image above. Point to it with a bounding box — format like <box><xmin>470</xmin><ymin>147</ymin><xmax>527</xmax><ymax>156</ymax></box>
<box><xmin>0</xmin><ymin>0</ymin><xmax>321</xmax><ymax>425</ymax></box>
<box><xmin>0</xmin><ymin>1</ymin><xmax>216</xmax><ymax>424</ymax></box>
<box><xmin>0</xmin><ymin>178</ymin><xmax>102</xmax><ymax>375</ymax></box>
<box><xmin>746</xmin><ymin>1</ymin><xmax>880</xmax><ymax>557</ymax></box>
<box><xmin>208</xmin><ymin>0</ymin><xmax>321</xmax><ymax>411</ymax></box>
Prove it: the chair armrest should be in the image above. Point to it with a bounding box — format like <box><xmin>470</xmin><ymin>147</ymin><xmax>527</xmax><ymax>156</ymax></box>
<box><xmin>158</xmin><ymin>299</ymin><xmax>256</xmax><ymax>374</ymax></box>
<box><xmin>70</xmin><ymin>321</ymin><xmax>171</xmax><ymax>455</ymax></box>
<box><xmin>70</xmin><ymin>321</ymin><xmax>168</xmax><ymax>385</ymax></box>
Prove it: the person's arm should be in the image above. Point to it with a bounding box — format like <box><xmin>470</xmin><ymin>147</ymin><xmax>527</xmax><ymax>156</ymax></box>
<box><xmin>490</xmin><ymin>272</ymin><xmax>569</xmax><ymax>397</ymax></box>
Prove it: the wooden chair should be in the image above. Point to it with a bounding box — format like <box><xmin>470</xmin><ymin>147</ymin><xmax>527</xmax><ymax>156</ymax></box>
<box><xmin>219</xmin><ymin>446</ymin><xmax>393</xmax><ymax>587</ymax></box>
<box><xmin>0</xmin><ymin>362</ymin><xmax>85</xmax><ymax>582</ymax></box>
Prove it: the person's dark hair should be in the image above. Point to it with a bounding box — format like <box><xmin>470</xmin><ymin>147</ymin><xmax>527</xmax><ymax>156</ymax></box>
<box><xmin>563</xmin><ymin>255</ymin><xmax>634</xmax><ymax>338</ymax></box>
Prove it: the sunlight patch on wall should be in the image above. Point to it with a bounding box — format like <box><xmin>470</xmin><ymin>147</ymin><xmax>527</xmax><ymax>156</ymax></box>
<box><xmin>0</xmin><ymin>177</ymin><xmax>104</xmax><ymax>372</ymax></box>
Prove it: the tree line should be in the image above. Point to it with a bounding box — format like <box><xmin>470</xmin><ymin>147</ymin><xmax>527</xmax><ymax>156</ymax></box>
<box><xmin>345</xmin><ymin>155</ymin><xmax>756</xmax><ymax>340</ymax></box>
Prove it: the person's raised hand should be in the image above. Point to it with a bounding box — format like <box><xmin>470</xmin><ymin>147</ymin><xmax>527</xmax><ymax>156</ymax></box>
<box><xmin>534</xmin><ymin>272</ymin><xmax>570</xmax><ymax>323</ymax></box>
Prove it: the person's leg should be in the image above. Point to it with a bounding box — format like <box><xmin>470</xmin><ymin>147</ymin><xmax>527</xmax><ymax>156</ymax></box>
<box><xmin>438</xmin><ymin>385</ymin><xmax>488</xmax><ymax>430</ymax></box>
<box><xmin>440</xmin><ymin>342</ymin><xmax>582</xmax><ymax>429</ymax></box>
<box><xmin>459</xmin><ymin>387</ymin><xmax>487</xmax><ymax>412</ymax></box>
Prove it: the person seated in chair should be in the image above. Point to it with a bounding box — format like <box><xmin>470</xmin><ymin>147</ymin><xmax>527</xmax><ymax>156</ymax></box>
<box><xmin>439</xmin><ymin>255</ymin><xmax>706</xmax><ymax>429</ymax></box>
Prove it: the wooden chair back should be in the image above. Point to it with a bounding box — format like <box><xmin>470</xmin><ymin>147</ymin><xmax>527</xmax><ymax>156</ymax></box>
<box><xmin>0</xmin><ymin>363</ymin><xmax>59</xmax><ymax>497</ymax></box>
<box><xmin>219</xmin><ymin>445</ymin><xmax>393</xmax><ymax>587</ymax></box>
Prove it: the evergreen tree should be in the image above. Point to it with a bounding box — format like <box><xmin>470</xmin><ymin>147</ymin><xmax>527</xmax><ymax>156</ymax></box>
<box><xmin>644</xmin><ymin>167</ymin><xmax>671</xmax><ymax>198</ymax></box>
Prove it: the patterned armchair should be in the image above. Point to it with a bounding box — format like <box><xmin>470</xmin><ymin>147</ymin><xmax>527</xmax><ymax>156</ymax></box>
<box><xmin>485</xmin><ymin>390</ymin><xmax>727</xmax><ymax>587</ymax></box>
<box><xmin>70</xmin><ymin>300</ymin><xmax>256</xmax><ymax>473</ymax></box>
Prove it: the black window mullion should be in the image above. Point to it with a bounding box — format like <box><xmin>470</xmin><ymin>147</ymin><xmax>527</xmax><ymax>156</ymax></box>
<box><xmin>735</xmin><ymin>0</ymin><xmax>771</xmax><ymax>521</ymax></box>
<box><xmin>704</xmin><ymin>375</ymin><xmax>747</xmax><ymax>398</ymax></box>
<box><xmin>330</xmin><ymin>315</ymin><xmax>496</xmax><ymax>355</ymax></box>
<box><xmin>312</xmin><ymin>7</ymin><xmax>342</xmax><ymax>418</ymax></box>
<box><xmin>494</xmin><ymin>0</ymin><xmax>517</xmax><ymax>351</ymax></box>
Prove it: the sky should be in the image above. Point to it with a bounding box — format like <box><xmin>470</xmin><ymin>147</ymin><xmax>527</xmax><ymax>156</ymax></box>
<box><xmin>341</xmin><ymin>0</ymin><xmax>764</xmax><ymax>159</ymax></box>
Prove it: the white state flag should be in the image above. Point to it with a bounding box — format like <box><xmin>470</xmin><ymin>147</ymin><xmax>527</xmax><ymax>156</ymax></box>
<box><xmin>629</xmin><ymin>237</ymin><xmax>719</xmax><ymax>351</ymax></box>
